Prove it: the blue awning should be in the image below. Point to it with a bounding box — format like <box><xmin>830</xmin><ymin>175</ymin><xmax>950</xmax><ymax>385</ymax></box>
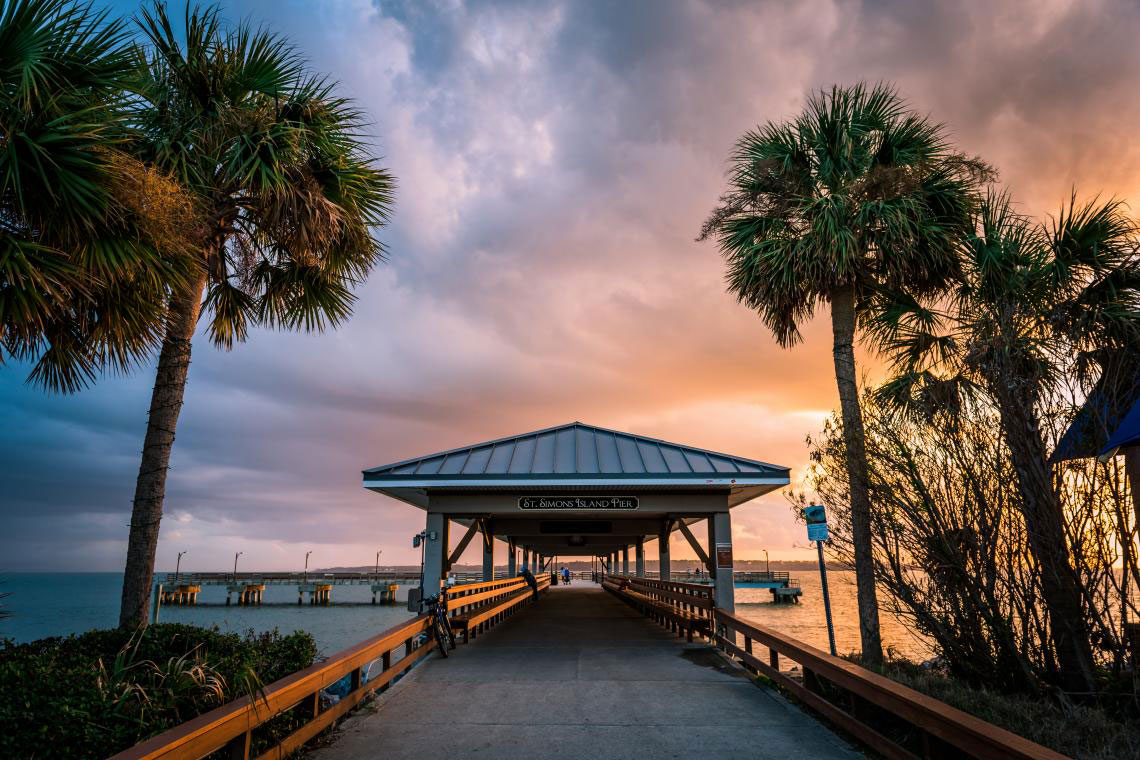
<box><xmin>1051</xmin><ymin>373</ymin><xmax>1140</xmax><ymax>461</ymax></box>
<box><xmin>1104</xmin><ymin>395</ymin><xmax>1140</xmax><ymax>453</ymax></box>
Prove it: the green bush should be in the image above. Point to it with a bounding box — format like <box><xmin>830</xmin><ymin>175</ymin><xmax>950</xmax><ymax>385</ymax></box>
<box><xmin>0</xmin><ymin>624</ymin><xmax>317</xmax><ymax>759</ymax></box>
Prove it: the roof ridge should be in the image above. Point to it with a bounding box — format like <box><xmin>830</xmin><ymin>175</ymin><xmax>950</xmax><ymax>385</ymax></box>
<box><xmin>363</xmin><ymin>421</ymin><xmax>789</xmax><ymax>475</ymax></box>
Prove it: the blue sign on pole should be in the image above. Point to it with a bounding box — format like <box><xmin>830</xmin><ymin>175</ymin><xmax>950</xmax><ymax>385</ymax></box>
<box><xmin>805</xmin><ymin>504</ymin><xmax>837</xmax><ymax>656</ymax></box>
<box><xmin>804</xmin><ymin>504</ymin><xmax>829</xmax><ymax>542</ymax></box>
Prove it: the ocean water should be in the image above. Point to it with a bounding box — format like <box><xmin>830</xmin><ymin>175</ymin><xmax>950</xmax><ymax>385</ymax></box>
<box><xmin>0</xmin><ymin>571</ymin><xmax>933</xmax><ymax>661</ymax></box>
<box><xmin>0</xmin><ymin>573</ymin><xmax>417</xmax><ymax>657</ymax></box>
<box><xmin>734</xmin><ymin>570</ymin><xmax>933</xmax><ymax>662</ymax></box>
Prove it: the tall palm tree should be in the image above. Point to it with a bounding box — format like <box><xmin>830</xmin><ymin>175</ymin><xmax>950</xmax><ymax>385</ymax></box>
<box><xmin>1</xmin><ymin>0</ymin><xmax>194</xmax><ymax>390</ymax></box>
<box><xmin>700</xmin><ymin>83</ymin><xmax>988</xmax><ymax>665</ymax></box>
<box><xmin>117</xmin><ymin>3</ymin><xmax>394</xmax><ymax>629</ymax></box>
<box><xmin>870</xmin><ymin>190</ymin><xmax>1139</xmax><ymax>693</ymax></box>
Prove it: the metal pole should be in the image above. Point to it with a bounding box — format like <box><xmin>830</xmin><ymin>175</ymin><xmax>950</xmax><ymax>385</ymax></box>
<box><xmin>233</xmin><ymin>551</ymin><xmax>242</xmax><ymax>581</ymax></box>
<box><xmin>375</xmin><ymin>550</ymin><xmax>382</xmax><ymax>576</ymax></box>
<box><xmin>816</xmin><ymin>540</ymin><xmax>837</xmax><ymax>656</ymax></box>
<box><xmin>175</xmin><ymin>551</ymin><xmax>186</xmax><ymax>583</ymax></box>
<box><xmin>304</xmin><ymin>550</ymin><xmax>312</xmax><ymax>582</ymax></box>
<box><xmin>764</xmin><ymin>549</ymin><xmax>770</xmax><ymax>576</ymax></box>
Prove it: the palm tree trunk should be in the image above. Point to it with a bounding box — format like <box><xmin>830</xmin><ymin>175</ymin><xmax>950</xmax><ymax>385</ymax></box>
<box><xmin>989</xmin><ymin>380</ymin><xmax>1098</xmax><ymax>694</ymax></box>
<box><xmin>829</xmin><ymin>284</ymin><xmax>883</xmax><ymax>666</ymax></box>
<box><xmin>118</xmin><ymin>271</ymin><xmax>209</xmax><ymax>629</ymax></box>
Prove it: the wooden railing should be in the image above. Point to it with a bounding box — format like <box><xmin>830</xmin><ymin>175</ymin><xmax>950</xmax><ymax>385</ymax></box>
<box><xmin>446</xmin><ymin>575</ymin><xmax>531</xmax><ymax>615</ymax></box>
<box><xmin>609</xmin><ymin>574</ymin><xmax>713</xmax><ymax>617</ymax></box>
<box><xmin>715</xmin><ymin>610</ymin><xmax>1067</xmax><ymax>760</ymax></box>
<box><xmin>109</xmin><ymin>615</ymin><xmax>433</xmax><ymax>760</ymax></box>
<box><xmin>111</xmin><ymin>575</ymin><xmax>548</xmax><ymax>760</ymax></box>
<box><xmin>601</xmin><ymin>574</ymin><xmax>714</xmax><ymax>642</ymax></box>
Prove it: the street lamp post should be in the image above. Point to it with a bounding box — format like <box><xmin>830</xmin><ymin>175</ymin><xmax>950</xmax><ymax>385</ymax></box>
<box><xmin>233</xmin><ymin>551</ymin><xmax>243</xmax><ymax>581</ymax></box>
<box><xmin>304</xmin><ymin>551</ymin><xmax>312</xmax><ymax>581</ymax></box>
<box><xmin>375</xmin><ymin>550</ymin><xmax>382</xmax><ymax>576</ymax></box>
<box><xmin>175</xmin><ymin>550</ymin><xmax>187</xmax><ymax>582</ymax></box>
<box><xmin>764</xmin><ymin>549</ymin><xmax>770</xmax><ymax>576</ymax></box>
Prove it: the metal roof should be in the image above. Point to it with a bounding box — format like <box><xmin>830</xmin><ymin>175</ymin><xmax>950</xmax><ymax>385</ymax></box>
<box><xmin>363</xmin><ymin>422</ymin><xmax>789</xmax><ymax>481</ymax></box>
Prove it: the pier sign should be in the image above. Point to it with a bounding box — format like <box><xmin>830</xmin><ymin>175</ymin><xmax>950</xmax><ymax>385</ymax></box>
<box><xmin>804</xmin><ymin>504</ymin><xmax>829</xmax><ymax>542</ymax></box>
<box><xmin>715</xmin><ymin>543</ymin><xmax>733</xmax><ymax>569</ymax></box>
<box><xmin>519</xmin><ymin>496</ymin><xmax>638</xmax><ymax>511</ymax></box>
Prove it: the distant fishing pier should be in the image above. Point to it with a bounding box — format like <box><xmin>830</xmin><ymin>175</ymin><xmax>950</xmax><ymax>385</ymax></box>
<box><xmin>122</xmin><ymin>424</ymin><xmax>1062</xmax><ymax>760</ymax></box>
<box><xmin>155</xmin><ymin>571</ymin><xmax>420</xmax><ymax>608</ymax></box>
<box><xmin>153</xmin><ymin>569</ymin><xmax>802</xmax><ymax>610</ymax></box>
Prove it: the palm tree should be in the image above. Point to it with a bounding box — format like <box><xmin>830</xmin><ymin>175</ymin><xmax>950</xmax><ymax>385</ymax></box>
<box><xmin>699</xmin><ymin>83</ymin><xmax>988</xmax><ymax>665</ymax></box>
<box><xmin>117</xmin><ymin>3</ymin><xmax>394</xmax><ymax>629</ymax></box>
<box><xmin>1</xmin><ymin>0</ymin><xmax>195</xmax><ymax>391</ymax></box>
<box><xmin>870</xmin><ymin>190</ymin><xmax>1139</xmax><ymax>693</ymax></box>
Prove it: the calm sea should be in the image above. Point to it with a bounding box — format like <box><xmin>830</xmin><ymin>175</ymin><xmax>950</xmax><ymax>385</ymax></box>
<box><xmin>0</xmin><ymin>572</ymin><xmax>933</xmax><ymax>661</ymax></box>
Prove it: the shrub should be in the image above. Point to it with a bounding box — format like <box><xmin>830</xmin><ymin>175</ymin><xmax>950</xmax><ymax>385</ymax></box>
<box><xmin>0</xmin><ymin>624</ymin><xmax>317</xmax><ymax>759</ymax></box>
<box><xmin>871</xmin><ymin>657</ymin><xmax>1140</xmax><ymax>760</ymax></box>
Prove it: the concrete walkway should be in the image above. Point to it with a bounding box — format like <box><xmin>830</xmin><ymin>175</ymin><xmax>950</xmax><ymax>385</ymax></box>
<box><xmin>312</xmin><ymin>584</ymin><xmax>862</xmax><ymax>760</ymax></box>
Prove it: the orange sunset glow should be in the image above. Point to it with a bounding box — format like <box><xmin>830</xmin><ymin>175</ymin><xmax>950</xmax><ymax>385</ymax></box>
<box><xmin>4</xmin><ymin>0</ymin><xmax>1140</xmax><ymax>574</ymax></box>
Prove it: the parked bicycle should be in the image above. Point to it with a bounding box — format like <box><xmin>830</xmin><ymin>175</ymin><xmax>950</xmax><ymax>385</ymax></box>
<box><xmin>420</xmin><ymin>593</ymin><xmax>456</xmax><ymax>657</ymax></box>
<box><xmin>412</xmin><ymin>529</ymin><xmax>456</xmax><ymax>657</ymax></box>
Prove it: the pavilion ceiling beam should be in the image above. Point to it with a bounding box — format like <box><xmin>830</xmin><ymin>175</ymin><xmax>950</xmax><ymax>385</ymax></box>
<box><xmin>446</xmin><ymin>520</ymin><xmax>481</xmax><ymax>571</ymax></box>
<box><xmin>676</xmin><ymin>519</ymin><xmax>712</xmax><ymax>573</ymax></box>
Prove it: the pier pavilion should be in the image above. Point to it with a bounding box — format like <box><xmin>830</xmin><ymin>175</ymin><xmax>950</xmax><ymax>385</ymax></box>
<box><xmin>114</xmin><ymin>423</ymin><xmax>1070</xmax><ymax>758</ymax></box>
<box><xmin>362</xmin><ymin>422</ymin><xmax>791</xmax><ymax>610</ymax></box>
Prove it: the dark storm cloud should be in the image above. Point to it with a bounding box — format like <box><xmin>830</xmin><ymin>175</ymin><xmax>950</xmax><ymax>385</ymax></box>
<box><xmin>3</xmin><ymin>0</ymin><xmax>1140</xmax><ymax>571</ymax></box>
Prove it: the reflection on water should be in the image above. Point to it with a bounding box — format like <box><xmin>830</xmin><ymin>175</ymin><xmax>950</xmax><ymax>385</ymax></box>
<box><xmin>735</xmin><ymin>570</ymin><xmax>933</xmax><ymax>662</ymax></box>
<box><xmin>3</xmin><ymin>571</ymin><xmax>933</xmax><ymax>661</ymax></box>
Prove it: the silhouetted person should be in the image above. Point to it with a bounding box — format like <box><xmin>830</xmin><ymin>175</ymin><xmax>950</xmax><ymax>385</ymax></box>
<box><xmin>521</xmin><ymin>566</ymin><xmax>538</xmax><ymax>595</ymax></box>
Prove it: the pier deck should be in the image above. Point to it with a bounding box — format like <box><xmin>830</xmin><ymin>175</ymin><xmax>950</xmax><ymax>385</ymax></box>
<box><xmin>312</xmin><ymin>583</ymin><xmax>860</xmax><ymax>760</ymax></box>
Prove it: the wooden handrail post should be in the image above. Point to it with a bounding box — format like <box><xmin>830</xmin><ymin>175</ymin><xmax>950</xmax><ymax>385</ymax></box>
<box><xmin>803</xmin><ymin>667</ymin><xmax>820</xmax><ymax>694</ymax></box>
<box><xmin>302</xmin><ymin>690</ymin><xmax>319</xmax><ymax>719</ymax></box>
<box><xmin>225</xmin><ymin>731</ymin><xmax>250</xmax><ymax>760</ymax></box>
<box><xmin>351</xmin><ymin>666</ymin><xmax>362</xmax><ymax>692</ymax></box>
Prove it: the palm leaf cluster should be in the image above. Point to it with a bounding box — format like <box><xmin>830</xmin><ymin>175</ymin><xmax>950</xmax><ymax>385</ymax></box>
<box><xmin>130</xmin><ymin>3</ymin><xmax>394</xmax><ymax>349</ymax></box>
<box><xmin>700</xmin><ymin>82</ymin><xmax>991</xmax><ymax>346</ymax></box>
<box><xmin>0</xmin><ymin>0</ymin><xmax>195</xmax><ymax>390</ymax></box>
<box><xmin>870</xmin><ymin>190</ymin><xmax>1140</xmax><ymax>420</ymax></box>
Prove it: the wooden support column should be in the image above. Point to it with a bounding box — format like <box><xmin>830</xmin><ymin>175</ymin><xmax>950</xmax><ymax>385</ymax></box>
<box><xmin>422</xmin><ymin>512</ymin><xmax>446</xmax><ymax>599</ymax></box>
<box><xmin>508</xmin><ymin>539</ymin><xmax>517</xmax><ymax>576</ymax></box>
<box><xmin>481</xmin><ymin>519</ymin><xmax>495</xmax><ymax>581</ymax></box>
<box><xmin>710</xmin><ymin>511</ymin><xmax>735</xmax><ymax>614</ymax></box>
<box><xmin>659</xmin><ymin>519</ymin><xmax>672</xmax><ymax>581</ymax></box>
<box><xmin>635</xmin><ymin>537</ymin><xmax>645</xmax><ymax>577</ymax></box>
<box><xmin>622</xmin><ymin>546</ymin><xmax>629</xmax><ymax>575</ymax></box>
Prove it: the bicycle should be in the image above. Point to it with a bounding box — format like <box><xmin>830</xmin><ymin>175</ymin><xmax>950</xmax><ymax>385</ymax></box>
<box><xmin>420</xmin><ymin>593</ymin><xmax>456</xmax><ymax>656</ymax></box>
<box><xmin>409</xmin><ymin>529</ymin><xmax>457</xmax><ymax>657</ymax></box>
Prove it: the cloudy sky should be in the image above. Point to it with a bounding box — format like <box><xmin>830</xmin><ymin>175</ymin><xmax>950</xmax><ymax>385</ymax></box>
<box><xmin>4</xmin><ymin>0</ymin><xmax>1140</xmax><ymax>573</ymax></box>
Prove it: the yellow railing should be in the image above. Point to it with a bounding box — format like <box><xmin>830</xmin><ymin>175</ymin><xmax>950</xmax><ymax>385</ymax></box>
<box><xmin>110</xmin><ymin>575</ymin><xmax>549</xmax><ymax>760</ymax></box>
<box><xmin>714</xmin><ymin>609</ymin><xmax>1068</xmax><ymax>760</ymax></box>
